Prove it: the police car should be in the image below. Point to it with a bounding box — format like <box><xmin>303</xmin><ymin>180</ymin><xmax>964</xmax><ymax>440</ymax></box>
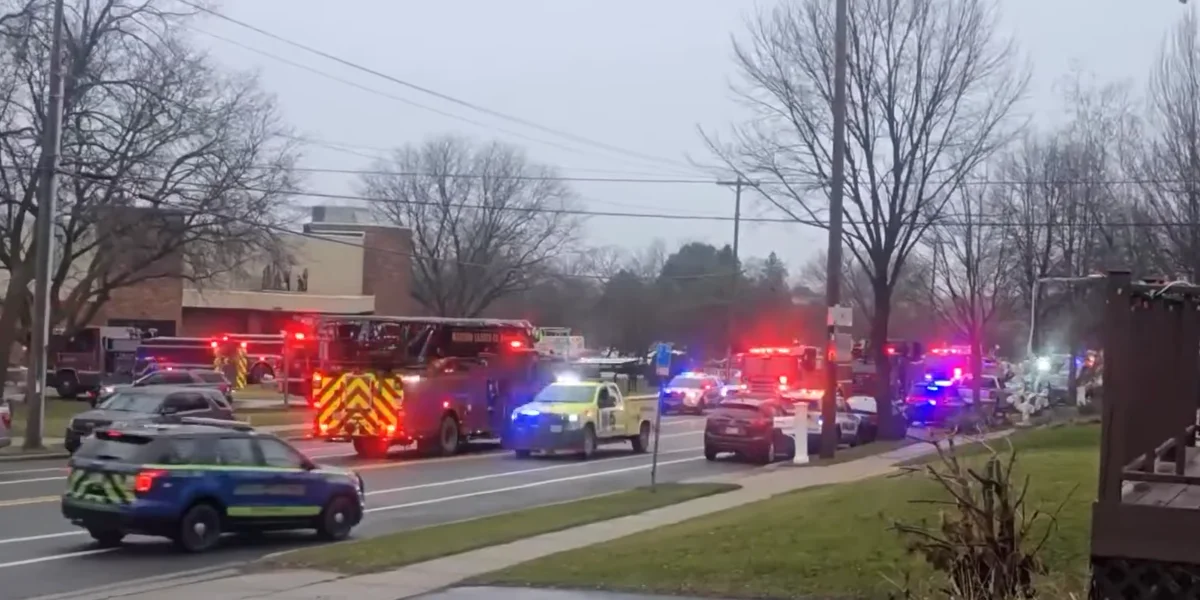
<box><xmin>61</xmin><ymin>418</ymin><xmax>364</xmax><ymax>552</ymax></box>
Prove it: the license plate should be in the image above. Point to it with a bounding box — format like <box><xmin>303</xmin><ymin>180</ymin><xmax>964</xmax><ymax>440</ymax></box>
<box><xmin>724</xmin><ymin>426</ymin><xmax>740</xmax><ymax>435</ymax></box>
<box><xmin>550</xmin><ymin>425</ymin><xmax>563</xmax><ymax>433</ymax></box>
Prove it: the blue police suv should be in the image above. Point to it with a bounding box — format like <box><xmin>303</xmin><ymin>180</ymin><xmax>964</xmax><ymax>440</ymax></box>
<box><xmin>61</xmin><ymin>418</ymin><xmax>365</xmax><ymax>552</ymax></box>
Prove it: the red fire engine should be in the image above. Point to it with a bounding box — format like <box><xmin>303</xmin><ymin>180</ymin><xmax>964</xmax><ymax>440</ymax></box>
<box><xmin>306</xmin><ymin>316</ymin><xmax>549</xmax><ymax>458</ymax></box>
<box><xmin>733</xmin><ymin>345</ymin><xmax>824</xmax><ymax>399</ymax></box>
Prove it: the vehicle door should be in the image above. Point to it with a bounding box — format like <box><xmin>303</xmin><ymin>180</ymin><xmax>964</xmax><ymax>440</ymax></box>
<box><xmin>254</xmin><ymin>436</ymin><xmax>326</xmax><ymax>520</ymax></box>
<box><xmin>160</xmin><ymin>392</ymin><xmax>214</xmax><ymax>420</ymax></box>
<box><xmin>595</xmin><ymin>386</ymin><xmax>621</xmax><ymax>438</ymax></box>
<box><xmin>604</xmin><ymin>383</ymin><xmax>634</xmax><ymax>435</ymax></box>
<box><xmin>763</xmin><ymin>403</ymin><xmax>795</xmax><ymax>457</ymax></box>
<box><xmin>212</xmin><ymin>436</ymin><xmax>276</xmax><ymax>519</ymax></box>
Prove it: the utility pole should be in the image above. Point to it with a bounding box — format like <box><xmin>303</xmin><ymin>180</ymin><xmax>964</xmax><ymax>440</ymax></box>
<box><xmin>23</xmin><ymin>0</ymin><xmax>67</xmax><ymax>450</ymax></box>
<box><xmin>820</xmin><ymin>0</ymin><xmax>850</xmax><ymax>459</ymax></box>
<box><xmin>717</xmin><ymin>179</ymin><xmax>749</xmax><ymax>383</ymax></box>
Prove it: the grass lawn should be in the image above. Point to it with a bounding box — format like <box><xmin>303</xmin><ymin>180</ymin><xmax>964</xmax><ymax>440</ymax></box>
<box><xmin>8</xmin><ymin>398</ymin><xmax>90</xmax><ymax>438</ymax></box>
<box><xmin>262</xmin><ymin>483</ymin><xmax>740</xmax><ymax>575</ymax></box>
<box><xmin>476</xmin><ymin>425</ymin><xmax>1099</xmax><ymax>600</ymax></box>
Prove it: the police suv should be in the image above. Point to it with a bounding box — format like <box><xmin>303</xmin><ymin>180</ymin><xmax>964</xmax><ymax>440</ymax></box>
<box><xmin>61</xmin><ymin>419</ymin><xmax>364</xmax><ymax>552</ymax></box>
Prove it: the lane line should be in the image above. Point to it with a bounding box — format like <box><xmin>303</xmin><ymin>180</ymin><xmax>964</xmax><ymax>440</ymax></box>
<box><xmin>0</xmin><ymin>430</ymin><xmax>707</xmax><ymax>504</ymax></box>
<box><xmin>0</xmin><ymin>548</ymin><xmax>114</xmax><ymax>570</ymax></box>
<box><xmin>366</xmin><ymin>445</ymin><xmax>702</xmax><ymax>497</ymax></box>
<box><xmin>364</xmin><ymin>456</ymin><xmax>703</xmax><ymax>514</ymax></box>
<box><xmin>0</xmin><ymin>467</ymin><xmax>66</xmax><ymax>476</ymax></box>
<box><xmin>0</xmin><ymin>531</ymin><xmax>83</xmax><ymax>546</ymax></box>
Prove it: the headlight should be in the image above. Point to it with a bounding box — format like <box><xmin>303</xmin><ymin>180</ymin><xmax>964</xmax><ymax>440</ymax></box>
<box><xmin>567</xmin><ymin>414</ymin><xmax>579</xmax><ymax>422</ymax></box>
<box><xmin>101</xmin><ymin>386</ymin><xmax>114</xmax><ymax>395</ymax></box>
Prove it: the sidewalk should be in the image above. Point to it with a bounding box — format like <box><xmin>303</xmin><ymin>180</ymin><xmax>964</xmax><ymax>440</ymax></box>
<box><xmin>51</xmin><ymin>430</ymin><xmax>1012</xmax><ymax>600</ymax></box>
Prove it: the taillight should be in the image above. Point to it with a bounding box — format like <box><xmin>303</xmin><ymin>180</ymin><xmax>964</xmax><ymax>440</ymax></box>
<box><xmin>311</xmin><ymin>371</ymin><xmax>323</xmax><ymax>388</ymax></box>
<box><xmin>779</xmin><ymin>376</ymin><xmax>788</xmax><ymax>385</ymax></box>
<box><xmin>751</xmin><ymin>417</ymin><xmax>771</xmax><ymax>428</ymax></box>
<box><xmin>134</xmin><ymin>469</ymin><xmax>166</xmax><ymax>494</ymax></box>
<box><xmin>0</xmin><ymin>410</ymin><xmax>9</xmax><ymax>429</ymax></box>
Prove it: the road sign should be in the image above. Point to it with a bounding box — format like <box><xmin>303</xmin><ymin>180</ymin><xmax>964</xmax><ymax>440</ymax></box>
<box><xmin>827</xmin><ymin>305</ymin><xmax>853</xmax><ymax>328</ymax></box>
<box><xmin>833</xmin><ymin>333</ymin><xmax>854</xmax><ymax>364</ymax></box>
<box><xmin>654</xmin><ymin>343</ymin><xmax>672</xmax><ymax>377</ymax></box>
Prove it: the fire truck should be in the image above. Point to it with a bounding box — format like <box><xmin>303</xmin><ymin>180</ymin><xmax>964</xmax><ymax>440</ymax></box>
<box><xmin>733</xmin><ymin>346</ymin><xmax>824</xmax><ymax>399</ymax></box>
<box><xmin>45</xmin><ymin>326</ymin><xmax>141</xmax><ymax>400</ymax></box>
<box><xmin>133</xmin><ymin>337</ymin><xmax>215</xmax><ymax>375</ymax></box>
<box><xmin>307</xmin><ymin>315</ymin><xmax>551</xmax><ymax>458</ymax></box>
<box><xmin>212</xmin><ymin>333</ymin><xmax>286</xmax><ymax>384</ymax></box>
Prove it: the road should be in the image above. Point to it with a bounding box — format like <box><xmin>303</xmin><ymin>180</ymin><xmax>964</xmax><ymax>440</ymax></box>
<box><xmin>0</xmin><ymin>414</ymin><xmax>761</xmax><ymax>600</ymax></box>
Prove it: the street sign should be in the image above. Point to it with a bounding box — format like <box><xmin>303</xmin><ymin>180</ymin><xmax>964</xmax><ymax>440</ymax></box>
<box><xmin>827</xmin><ymin>305</ymin><xmax>853</xmax><ymax>328</ymax></box>
<box><xmin>833</xmin><ymin>333</ymin><xmax>854</xmax><ymax>364</ymax></box>
<box><xmin>654</xmin><ymin>343</ymin><xmax>672</xmax><ymax>377</ymax></box>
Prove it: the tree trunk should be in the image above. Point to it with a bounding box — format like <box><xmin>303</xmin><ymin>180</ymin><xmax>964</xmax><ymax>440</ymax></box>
<box><xmin>0</xmin><ymin>268</ymin><xmax>31</xmax><ymax>394</ymax></box>
<box><xmin>872</xmin><ymin>283</ymin><xmax>902</xmax><ymax>440</ymax></box>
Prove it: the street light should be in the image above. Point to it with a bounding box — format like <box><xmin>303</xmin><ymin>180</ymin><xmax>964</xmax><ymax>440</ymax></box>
<box><xmin>1025</xmin><ymin>274</ymin><xmax>1105</xmax><ymax>358</ymax></box>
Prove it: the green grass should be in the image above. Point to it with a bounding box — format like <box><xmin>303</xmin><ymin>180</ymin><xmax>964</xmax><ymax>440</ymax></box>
<box><xmin>263</xmin><ymin>483</ymin><xmax>740</xmax><ymax>575</ymax></box>
<box><xmin>236</xmin><ymin>406</ymin><xmax>311</xmax><ymax>429</ymax></box>
<box><xmin>9</xmin><ymin>398</ymin><xmax>90</xmax><ymax>438</ymax></box>
<box><xmin>476</xmin><ymin>425</ymin><xmax>1100</xmax><ymax>600</ymax></box>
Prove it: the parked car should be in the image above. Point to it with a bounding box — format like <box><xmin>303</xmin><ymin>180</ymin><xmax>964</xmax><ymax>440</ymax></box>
<box><xmin>93</xmin><ymin>369</ymin><xmax>233</xmax><ymax>407</ymax></box>
<box><xmin>66</xmin><ymin>386</ymin><xmax>236</xmax><ymax>454</ymax></box>
<box><xmin>660</xmin><ymin>372</ymin><xmax>724</xmax><ymax>414</ymax></box>
<box><xmin>0</xmin><ymin>400</ymin><xmax>10</xmax><ymax>449</ymax></box>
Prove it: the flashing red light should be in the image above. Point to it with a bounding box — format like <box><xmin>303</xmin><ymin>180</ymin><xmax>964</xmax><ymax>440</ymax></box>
<box><xmin>105</xmin><ymin>430</ymin><xmax>122</xmax><ymax>438</ymax></box>
<box><xmin>442</xmin><ymin>400</ymin><xmax>451</xmax><ymax>409</ymax></box>
<box><xmin>293</xmin><ymin>332</ymin><xmax>305</xmax><ymax>341</ymax></box>
<box><xmin>239</xmin><ymin>341</ymin><xmax>248</xmax><ymax>349</ymax></box>
<box><xmin>210</xmin><ymin>341</ymin><xmax>218</xmax><ymax>348</ymax></box>
<box><xmin>134</xmin><ymin>469</ymin><xmax>165</xmax><ymax>494</ymax></box>
<box><xmin>221</xmin><ymin>335</ymin><xmax>228</xmax><ymax>342</ymax></box>
<box><xmin>779</xmin><ymin>375</ymin><xmax>788</xmax><ymax>385</ymax></box>
<box><xmin>509</xmin><ymin>340</ymin><xmax>524</xmax><ymax>348</ymax></box>
<box><xmin>749</xmin><ymin>347</ymin><xmax>791</xmax><ymax>354</ymax></box>
<box><xmin>953</xmin><ymin>367</ymin><xmax>963</xmax><ymax>379</ymax></box>
<box><xmin>886</xmin><ymin>346</ymin><xmax>897</xmax><ymax>355</ymax></box>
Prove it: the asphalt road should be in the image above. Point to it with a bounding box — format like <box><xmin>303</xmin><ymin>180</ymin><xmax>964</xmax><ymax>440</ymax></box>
<box><xmin>0</xmin><ymin>414</ymin><xmax>762</xmax><ymax>600</ymax></box>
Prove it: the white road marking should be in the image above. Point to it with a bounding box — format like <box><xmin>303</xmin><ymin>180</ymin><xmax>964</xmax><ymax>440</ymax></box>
<box><xmin>364</xmin><ymin>455</ymin><xmax>703</xmax><ymax>514</ymax></box>
<box><xmin>0</xmin><ymin>531</ymin><xmax>83</xmax><ymax>546</ymax></box>
<box><xmin>0</xmin><ymin>476</ymin><xmax>66</xmax><ymax>487</ymax></box>
<box><xmin>366</xmin><ymin>445</ymin><xmax>702</xmax><ymax>497</ymax></box>
<box><xmin>0</xmin><ymin>548</ymin><xmax>114</xmax><ymax>569</ymax></box>
<box><xmin>0</xmin><ymin>467</ymin><xmax>66</xmax><ymax>476</ymax></box>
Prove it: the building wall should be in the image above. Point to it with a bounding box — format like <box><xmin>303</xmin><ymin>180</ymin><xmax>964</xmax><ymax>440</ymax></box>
<box><xmin>361</xmin><ymin>226</ymin><xmax>416</xmax><ymax>316</ymax></box>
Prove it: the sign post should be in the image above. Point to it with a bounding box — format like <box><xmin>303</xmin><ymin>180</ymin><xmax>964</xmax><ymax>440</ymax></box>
<box><xmin>793</xmin><ymin>401</ymin><xmax>810</xmax><ymax>464</ymax></box>
<box><xmin>650</xmin><ymin>343</ymin><xmax>671</xmax><ymax>490</ymax></box>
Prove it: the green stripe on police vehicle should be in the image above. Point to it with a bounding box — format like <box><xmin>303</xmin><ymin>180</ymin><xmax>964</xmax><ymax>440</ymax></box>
<box><xmin>226</xmin><ymin>505</ymin><xmax>322</xmax><ymax>517</ymax></box>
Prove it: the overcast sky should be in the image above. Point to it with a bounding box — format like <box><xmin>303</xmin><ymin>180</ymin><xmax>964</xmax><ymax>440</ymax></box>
<box><xmin>196</xmin><ymin>0</ymin><xmax>1192</xmax><ymax>277</ymax></box>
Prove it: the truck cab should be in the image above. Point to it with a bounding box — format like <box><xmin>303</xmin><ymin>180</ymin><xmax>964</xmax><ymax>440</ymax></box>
<box><xmin>507</xmin><ymin>376</ymin><xmax>656</xmax><ymax>459</ymax></box>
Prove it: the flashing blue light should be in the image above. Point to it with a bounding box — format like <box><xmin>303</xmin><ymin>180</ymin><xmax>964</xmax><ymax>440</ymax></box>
<box><xmin>926</xmin><ymin>385</ymin><xmax>940</xmax><ymax>392</ymax></box>
<box><xmin>933</xmin><ymin>380</ymin><xmax>953</xmax><ymax>386</ymax></box>
<box><xmin>929</xmin><ymin>399</ymin><xmax>937</xmax><ymax>406</ymax></box>
<box><xmin>924</xmin><ymin>373</ymin><xmax>933</xmax><ymax>381</ymax></box>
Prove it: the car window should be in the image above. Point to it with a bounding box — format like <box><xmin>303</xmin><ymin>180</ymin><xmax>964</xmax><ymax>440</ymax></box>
<box><xmin>100</xmin><ymin>391</ymin><xmax>166</xmax><ymax>413</ymax></box>
<box><xmin>257</xmin><ymin>438</ymin><xmax>307</xmax><ymax>469</ymax></box>
<box><xmin>215</xmin><ymin>437</ymin><xmax>257</xmax><ymax>466</ymax></box>
<box><xmin>164</xmin><ymin>393</ymin><xmax>208</xmax><ymax>412</ymax></box>
<box><xmin>75</xmin><ymin>433</ymin><xmax>153</xmax><ymax>461</ymax></box>
<box><xmin>196</xmin><ymin>371</ymin><xmax>227</xmax><ymax>384</ymax></box>
<box><xmin>605</xmin><ymin>384</ymin><xmax>621</xmax><ymax>401</ymax></box>
<box><xmin>205</xmin><ymin>390</ymin><xmax>231</xmax><ymax>410</ymax></box>
<box><xmin>142</xmin><ymin>371</ymin><xmax>193</xmax><ymax>385</ymax></box>
<box><xmin>157</xmin><ymin>437</ymin><xmax>203</xmax><ymax>465</ymax></box>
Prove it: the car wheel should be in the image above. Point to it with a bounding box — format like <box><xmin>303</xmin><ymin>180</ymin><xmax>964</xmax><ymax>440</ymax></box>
<box><xmin>631</xmin><ymin>422</ymin><xmax>651</xmax><ymax>453</ymax></box>
<box><xmin>580</xmin><ymin>425</ymin><xmax>597</xmax><ymax>460</ymax></box>
<box><xmin>704</xmin><ymin>445</ymin><xmax>718</xmax><ymax>461</ymax></box>
<box><xmin>174</xmin><ymin>503</ymin><xmax>222</xmax><ymax>553</ymax></box>
<box><xmin>514</xmin><ymin>449</ymin><xmax>532</xmax><ymax>459</ymax></box>
<box><xmin>87</xmin><ymin>528</ymin><xmax>125</xmax><ymax>547</ymax></box>
<box><xmin>56</xmin><ymin>373</ymin><xmax>78</xmax><ymax>400</ymax></box>
<box><xmin>758</xmin><ymin>439</ymin><xmax>775</xmax><ymax>465</ymax></box>
<box><xmin>315</xmin><ymin>495</ymin><xmax>358</xmax><ymax>541</ymax></box>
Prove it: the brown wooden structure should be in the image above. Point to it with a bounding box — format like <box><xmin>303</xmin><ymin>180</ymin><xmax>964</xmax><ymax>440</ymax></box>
<box><xmin>1091</xmin><ymin>271</ymin><xmax>1200</xmax><ymax>598</ymax></box>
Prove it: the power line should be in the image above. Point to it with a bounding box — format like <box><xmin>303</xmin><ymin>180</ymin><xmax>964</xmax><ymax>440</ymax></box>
<box><xmin>60</xmin><ymin>169</ymin><xmax>1200</xmax><ymax>229</ymax></box>
<box><xmin>182</xmin><ymin>2</ymin><xmax>703</xmax><ymax>175</ymax></box>
<box><xmin>52</xmin><ymin>170</ymin><xmax>745</xmax><ymax>283</ymax></box>
<box><xmin>188</xmin><ymin>26</ymin><xmax>699</xmax><ymax>179</ymax></box>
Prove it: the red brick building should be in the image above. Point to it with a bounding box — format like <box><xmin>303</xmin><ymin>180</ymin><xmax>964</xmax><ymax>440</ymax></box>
<box><xmin>91</xmin><ymin>205</ymin><xmax>416</xmax><ymax>337</ymax></box>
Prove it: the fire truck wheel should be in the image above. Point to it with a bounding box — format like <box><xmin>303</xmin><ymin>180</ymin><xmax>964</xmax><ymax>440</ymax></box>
<box><xmin>56</xmin><ymin>372</ymin><xmax>79</xmax><ymax>400</ymax></box>
<box><xmin>630</xmin><ymin>422</ymin><xmax>651</xmax><ymax>453</ymax></box>
<box><xmin>580</xmin><ymin>425</ymin><xmax>597</xmax><ymax>460</ymax></box>
<box><xmin>434</xmin><ymin>414</ymin><xmax>461</xmax><ymax>456</ymax></box>
<box><xmin>352</xmin><ymin>438</ymin><xmax>389</xmax><ymax>459</ymax></box>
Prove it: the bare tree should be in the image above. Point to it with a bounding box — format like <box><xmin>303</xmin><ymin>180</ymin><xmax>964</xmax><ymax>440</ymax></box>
<box><xmin>1141</xmin><ymin>10</ymin><xmax>1200</xmax><ymax>280</ymax></box>
<box><xmin>714</xmin><ymin>0</ymin><xmax>1026</xmax><ymax>436</ymax></box>
<box><xmin>363</xmin><ymin>135</ymin><xmax>582</xmax><ymax>316</ymax></box>
<box><xmin>928</xmin><ymin>184</ymin><xmax>1012</xmax><ymax>402</ymax></box>
<box><xmin>0</xmin><ymin>0</ymin><xmax>297</xmax><ymax>376</ymax></box>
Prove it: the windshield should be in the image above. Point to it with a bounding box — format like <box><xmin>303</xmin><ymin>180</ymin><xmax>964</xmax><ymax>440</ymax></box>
<box><xmin>717</xmin><ymin>401</ymin><xmax>764</xmax><ymax>413</ymax></box>
<box><xmin>99</xmin><ymin>391</ymin><xmax>165</xmax><ymax>413</ymax></box>
<box><xmin>667</xmin><ymin>377</ymin><xmax>706</xmax><ymax>389</ymax></box>
<box><xmin>533</xmin><ymin>384</ymin><xmax>596</xmax><ymax>403</ymax></box>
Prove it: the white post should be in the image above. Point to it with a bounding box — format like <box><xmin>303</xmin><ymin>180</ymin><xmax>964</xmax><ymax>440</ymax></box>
<box><xmin>793</xmin><ymin>401</ymin><xmax>810</xmax><ymax>464</ymax></box>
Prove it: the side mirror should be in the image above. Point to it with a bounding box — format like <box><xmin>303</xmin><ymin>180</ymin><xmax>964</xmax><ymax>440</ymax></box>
<box><xmin>300</xmin><ymin>458</ymin><xmax>317</xmax><ymax>471</ymax></box>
